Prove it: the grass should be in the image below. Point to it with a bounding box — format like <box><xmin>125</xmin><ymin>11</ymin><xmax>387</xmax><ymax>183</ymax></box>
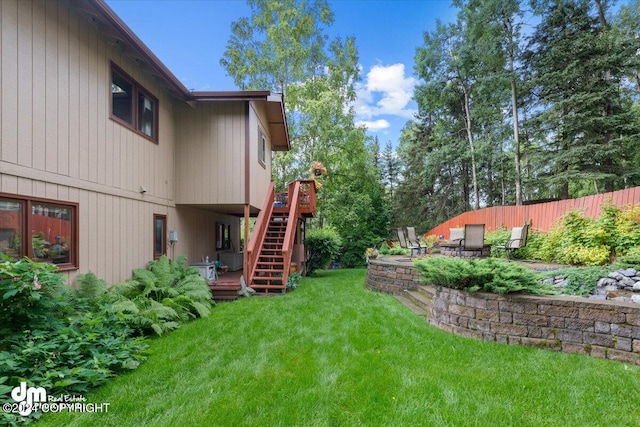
<box><xmin>37</xmin><ymin>269</ymin><xmax>640</xmax><ymax>426</ymax></box>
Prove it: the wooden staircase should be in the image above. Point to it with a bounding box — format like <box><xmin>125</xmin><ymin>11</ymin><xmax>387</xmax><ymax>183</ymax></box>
<box><xmin>252</xmin><ymin>211</ymin><xmax>288</xmax><ymax>292</ymax></box>
<box><xmin>246</xmin><ymin>180</ymin><xmax>317</xmax><ymax>294</ymax></box>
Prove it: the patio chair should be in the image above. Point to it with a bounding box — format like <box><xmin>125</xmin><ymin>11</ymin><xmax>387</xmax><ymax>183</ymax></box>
<box><xmin>396</xmin><ymin>228</ymin><xmax>421</xmax><ymax>259</ymax></box>
<box><xmin>458</xmin><ymin>224</ymin><xmax>488</xmax><ymax>256</ymax></box>
<box><xmin>449</xmin><ymin>228</ymin><xmax>465</xmax><ymax>243</ymax></box>
<box><xmin>406</xmin><ymin>227</ymin><xmax>426</xmax><ymax>255</ymax></box>
<box><xmin>495</xmin><ymin>223</ymin><xmax>529</xmax><ymax>259</ymax></box>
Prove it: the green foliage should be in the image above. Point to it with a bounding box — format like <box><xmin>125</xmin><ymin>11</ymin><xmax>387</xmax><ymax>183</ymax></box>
<box><xmin>76</xmin><ymin>271</ymin><xmax>108</xmax><ymax>302</ymax></box>
<box><xmin>378</xmin><ymin>242</ymin><xmax>409</xmax><ymax>256</ymax></box>
<box><xmin>541</xmin><ymin>266</ymin><xmax>611</xmax><ymax>296</ymax></box>
<box><xmin>402</xmin><ymin>0</ymin><xmax>640</xmax><ymax>215</ymax></box>
<box><xmin>104</xmin><ymin>256</ymin><xmax>213</xmax><ymax>336</ymax></box>
<box><xmin>529</xmin><ymin>204</ymin><xmax>640</xmax><ymax>266</ymax></box>
<box><xmin>286</xmin><ymin>272</ymin><xmax>302</xmax><ymax>290</ymax></box>
<box><xmin>613</xmin><ymin>247</ymin><xmax>640</xmax><ymax>269</ymax></box>
<box><xmin>0</xmin><ymin>258</ymin><xmax>148</xmax><ymax>426</ymax></box>
<box><xmin>0</xmin><ymin>256</ymin><xmax>67</xmax><ymax>340</ymax></box>
<box><xmin>414</xmin><ymin>256</ymin><xmax>550</xmax><ymax>295</ymax></box>
<box><xmin>306</xmin><ymin>228</ymin><xmax>342</xmax><ymax>275</ymax></box>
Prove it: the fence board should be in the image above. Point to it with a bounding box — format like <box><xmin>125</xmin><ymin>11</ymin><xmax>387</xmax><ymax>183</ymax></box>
<box><xmin>425</xmin><ymin>186</ymin><xmax>640</xmax><ymax>237</ymax></box>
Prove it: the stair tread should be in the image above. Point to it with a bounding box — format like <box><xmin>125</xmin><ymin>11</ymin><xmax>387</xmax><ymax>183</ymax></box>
<box><xmin>405</xmin><ymin>290</ymin><xmax>433</xmax><ymax>307</ymax></box>
<box><xmin>394</xmin><ymin>295</ymin><xmax>429</xmax><ymax>317</ymax></box>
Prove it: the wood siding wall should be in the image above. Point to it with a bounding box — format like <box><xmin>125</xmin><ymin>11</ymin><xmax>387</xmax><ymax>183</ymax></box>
<box><xmin>427</xmin><ymin>186</ymin><xmax>640</xmax><ymax>239</ymax></box>
<box><xmin>174</xmin><ymin>101</ymin><xmax>245</xmax><ymax>205</ymax></box>
<box><xmin>0</xmin><ymin>0</ymin><xmax>179</xmax><ymax>284</ymax></box>
<box><xmin>249</xmin><ymin>101</ymin><xmax>273</xmax><ymax>210</ymax></box>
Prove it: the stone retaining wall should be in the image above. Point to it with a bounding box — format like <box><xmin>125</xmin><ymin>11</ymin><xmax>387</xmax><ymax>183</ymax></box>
<box><xmin>438</xmin><ymin>244</ymin><xmax>492</xmax><ymax>258</ymax></box>
<box><xmin>365</xmin><ymin>258</ymin><xmax>640</xmax><ymax>365</ymax></box>
<box><xmin>365</xmin><ymin>258</ymin><xmax>421</xmax><ymax>294</ymax></box>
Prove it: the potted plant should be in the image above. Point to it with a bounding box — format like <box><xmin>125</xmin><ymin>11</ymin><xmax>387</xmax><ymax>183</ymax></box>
<box><xmin>217</xmin><ymin>263</ymin><xmax>229</xmax><ymax>275</ymax></box>
<box><xmin>365</xmin><ymin>247</ymin><xmax>378</xmax><ymax>262</ymax></box>
<box><xmin>310</xmin><ymin>161</ymin><xmax>327</xmax><ymax>177</ymax></box>
<box><xmin>422</xmin><ymin>235</ymin><xmax>439</xmax><ymax>254</ymax></box>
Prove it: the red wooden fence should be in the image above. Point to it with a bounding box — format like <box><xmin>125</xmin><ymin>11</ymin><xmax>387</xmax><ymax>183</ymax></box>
<box><xmin>426</xmin><ymin>186</ymin><xmax>640</xmax><ymax>239</ymax></box>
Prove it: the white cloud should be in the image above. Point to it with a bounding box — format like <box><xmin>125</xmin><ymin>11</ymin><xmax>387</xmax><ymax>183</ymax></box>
<box><xmin>354</xmin><ymin>63</ymin><xmax>417</xmax><ymax>130</ymax></box>
<box><xmin>356</xmin><ymin>119</ymin><xmax>390</xmax><ymax>131</ymax></box>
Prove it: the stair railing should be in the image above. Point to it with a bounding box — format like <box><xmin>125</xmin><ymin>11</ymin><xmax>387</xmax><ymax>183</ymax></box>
<box><xmin>246</xmin><ymin>181</ymin><xmax>275</xmax><ymax>284</ymax></box>
<box><xmin>280</xmin><ymin>181</ymin><xmax>302</xmax><ymax>287</ymax></box>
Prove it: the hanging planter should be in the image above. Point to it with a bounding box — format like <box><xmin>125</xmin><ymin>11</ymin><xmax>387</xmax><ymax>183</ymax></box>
<box><xmin>310</xmin><ymin>161</ymin><xmax>327</xmax><ymax>177</ymax></box>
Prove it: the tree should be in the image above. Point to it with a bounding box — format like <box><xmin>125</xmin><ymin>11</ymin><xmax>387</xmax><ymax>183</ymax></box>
<box><xmin>220</xmin><ymin>0</ymin><xmax>333</xmax><ymax>92</ymax></box>
<box><xmin>220</xmin><ymin>0</ymin><xmax>390</xmax><ymax>265</ymax></box>
<box><xmin>525</xmin><ymin>0</ymin><xmax>640</xmax><ymax>197</ymax></box>
<box><xmin>380</xmin><ymin>142</ymin><xmax>400</xmax><ymax>196</ymax></box>
<box><xmin>458</xmin><ymin>0</ymin><xmax>526</xmax><ymax>205</ymax></box>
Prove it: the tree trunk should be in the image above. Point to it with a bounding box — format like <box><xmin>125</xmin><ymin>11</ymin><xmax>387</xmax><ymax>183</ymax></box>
<box><xmin>461</xmin><ymin>82</ymin><xmax>480</xmax><ymax>210</ymax></box>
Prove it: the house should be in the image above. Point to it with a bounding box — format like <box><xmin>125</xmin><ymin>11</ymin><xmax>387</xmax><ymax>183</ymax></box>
<box><xmin>0</xmin><ymin>0</ymin><xmax>314</xmax><ymax>291</ymax></box>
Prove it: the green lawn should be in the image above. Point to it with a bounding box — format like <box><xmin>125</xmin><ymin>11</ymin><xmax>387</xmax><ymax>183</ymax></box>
<box><xmin>37</xmin><ymin>269</ymin><xmax>640</xmax><ymax>426</ymax></box>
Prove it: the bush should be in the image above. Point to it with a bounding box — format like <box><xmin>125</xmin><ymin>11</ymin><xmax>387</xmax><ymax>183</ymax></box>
<box><xmin>413</xmin><ymin>257</ymin><xmax>553</xmax><ymax>295</ymax></box>
<box><xmin>286</xmin><ymin>272</ymin><xmax>302</xmax><ymax>290</ymax></box>
<box><xmin>378</xmin><ymin>241</ymin><xmax>409</xmax><ymax>256</ymax></box>
<box><xmin>0</xmin><ymin>257</ymin><xmax>148</xmax><ymax>426</ymax></box>
<box><xmin>528</xmin><ymin>203</ymin><xmax>640</xmax><ymax>266</ymax></box>
<box><xmin>0</xmin><ymin>256</ymin><xmax>67</xmax><ymax>340</ymax></box>
<box><xmin>541</xmin><ymin>266</ymin><xmax>611</xmax><ymax>296</ymax></box>
<box><xmin>306</xmin><ymin>228</ymin><xmax>342</xmax><ymax>275</ymax></box>
<box><xmin>101</xmin><ymin>255</ymin><xmax>213</xmax><ymax>336</ymax></box>
<box><xmin>614</xmin><ymin>247</ymin><xmax>640</xmax><ymax>269</ymax></box>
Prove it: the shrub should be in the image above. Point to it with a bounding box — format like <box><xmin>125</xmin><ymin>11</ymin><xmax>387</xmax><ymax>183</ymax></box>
<box><xmin>102</xmin><ymin>255</ymin><xmax>213</xmax><ymax>336</ymax></box>
<box><xmin>414</xmin><ymin>257</ymin><xmax>552</xmax><ymax>295</ymax></box>
<box><xmin>286</xmin><ymin>272</ymin><xmax>302</xmax><ymax>290</ymax></box>
<box><xmin>614</xmin><ymin>247</ymin><xmax>640</xmax><ymax>269</ymax></box>
<box><xmin>615</xmin><ymin>205</ymin><xmax>640</xmax><ymax>255</ymax></box>
<box><xmin>0</xmin><ymin>256</ymin><xmax>67</xmax><ymax>341</ymax></box>
<box><xmin>306</xmin><ymin>228</ymin><xmax>342</xmax><ymax>275</ymax></box>
<box><xmin>379</xmin><ymin>242</ymin><xmax>409</xmax><ymax>256</ymax></box>
<box><xmin>528</xmin><ymin>202</ymin><xmax>640</xmax><ymax>265</ymax></box>
<box><xmin>541</xmin><ymin>266</ymin><xmax>611</xmax><ymax>296</ymax></box>
<box><xmin>0</xmin><ymin>258</ymin><xmax>148</xmax><ymax>426</ymax></box>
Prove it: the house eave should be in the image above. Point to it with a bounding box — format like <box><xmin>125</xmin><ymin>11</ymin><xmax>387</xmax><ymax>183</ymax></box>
<box><xmin>190</xmin><ymin>91</ymin><xmax>291</xmax><ymax>151</ymax></box>
<box><xmin>80</xmin><ymin>1</ymin><xmax>290</xmax><ymax>151</ymax></box>
<box><xmin>81</xmin><ymin>0</ymin><xmax>191</xmax><ymax>100</ymax></box>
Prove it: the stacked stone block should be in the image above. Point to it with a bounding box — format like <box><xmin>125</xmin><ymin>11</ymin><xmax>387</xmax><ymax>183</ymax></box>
<box><xmin>364</xmin><ymin>257</ymin><xmax>640</xmax><ymax>365</ymax></box>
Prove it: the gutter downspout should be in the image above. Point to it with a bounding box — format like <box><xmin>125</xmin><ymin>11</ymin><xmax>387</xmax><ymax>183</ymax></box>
<box><xmin>243</xmin><ymin>102</ymin><xmax>251</xmax><ymax>278</ymax></box>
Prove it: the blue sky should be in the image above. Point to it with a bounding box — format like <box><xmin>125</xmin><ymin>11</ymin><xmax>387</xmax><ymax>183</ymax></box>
<box><xmin>106</xmin><ymin>0</ymin><xmax>458</xmax><ymax>147</ymax></box>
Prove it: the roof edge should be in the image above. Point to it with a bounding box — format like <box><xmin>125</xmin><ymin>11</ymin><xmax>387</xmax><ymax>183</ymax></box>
<box><xmin>91</xmin><ymin>0</ymin><xmax>191</xmax><ymax>98</ymax></box>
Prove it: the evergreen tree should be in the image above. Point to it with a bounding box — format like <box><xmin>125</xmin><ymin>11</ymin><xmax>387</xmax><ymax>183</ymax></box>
<box><xmin>524</xmin><ymin>0</ymin><xmax>640</xmax><ymax>197</ymax></box>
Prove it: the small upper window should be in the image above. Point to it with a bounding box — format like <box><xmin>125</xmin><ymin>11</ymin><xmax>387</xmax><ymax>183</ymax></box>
<box><xmin>111</xmin><ymin>63</ymin><xmax>158</xmax><ymax>142</ymax></box>
<box><xmin>112</xmin><ymin>71</ymin><xmax>133</xmax><ymax>124</ymax></box>
<box><xmin>258</xmin><ymin>129</ymin><xmax>266</xmax><ymax>166</ymax></box>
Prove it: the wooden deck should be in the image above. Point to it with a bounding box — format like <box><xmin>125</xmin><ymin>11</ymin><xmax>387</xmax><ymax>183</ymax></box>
<box><xmin>209</xmin><ymin>270</ymin><xmax>242</xmax><ymax>301</ymax></box>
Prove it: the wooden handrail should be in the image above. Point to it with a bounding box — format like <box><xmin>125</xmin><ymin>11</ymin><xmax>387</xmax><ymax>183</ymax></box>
<box><xmin>280</xmin><ymin>181</ymin><xmax>301</xmax><ymax>287</ymax></box>
<box><xmin>246</xmin><ymin>181</ymin><xmax>275</xmax><ymax>282</ymax></box>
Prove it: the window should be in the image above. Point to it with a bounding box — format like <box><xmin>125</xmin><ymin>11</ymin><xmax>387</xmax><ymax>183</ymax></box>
<box><xmin>258</xmin><ymin>129</ymin><xmax>266</xmax><ymax>166</ymax></box>
<box><xmin>216</xmin><ymin>222</ymin><xmax>231</xmax><ymax>250</ymax></box>
<box><xmin>0</xmin><ymin>195</ymin><xmax>78</xmax><ymax>270</ymax></box>
<box><xmin>154</xmin><ymin>214</ymin><xmax>167</xmax><ymax>259</ymax></box>
<box><xmin>111</xmin><ymin>63</ymin><xmax>158</xmax><ymax>141</ymax></box>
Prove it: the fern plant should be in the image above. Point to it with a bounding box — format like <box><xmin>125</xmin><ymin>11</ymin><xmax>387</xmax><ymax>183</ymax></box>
<box><xmin>102</xmin><ymin>255</ymin><xmax>214</xmax><ymax>336</ymax></box>
<box><xmin>76</xmin><ymin>271</ymin><xmax>108</xmax><ymax>302</ymax></box>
